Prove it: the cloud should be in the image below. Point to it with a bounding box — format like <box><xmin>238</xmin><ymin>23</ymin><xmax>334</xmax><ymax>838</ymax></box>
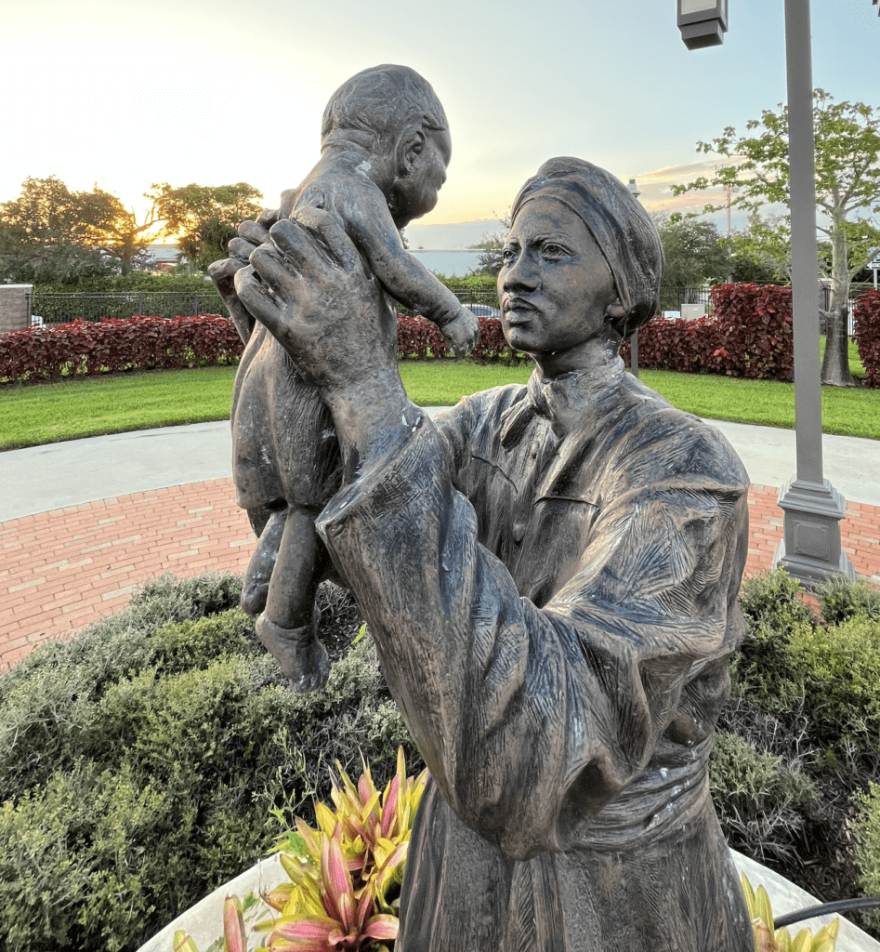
<box><xmin>628</xmin><ymin>156</ymin><xmax>749</xmax><ymax>214</ymax></box>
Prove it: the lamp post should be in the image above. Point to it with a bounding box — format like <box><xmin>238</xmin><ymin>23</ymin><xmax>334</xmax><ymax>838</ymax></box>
<box><xmin>678</xmin><ymin>0</ymin><xmax>854</xmax><ymax>585</ymax></box>
<box><xmin>774</xmin><ymin>0</ymin><xmax>854</xmax><ymax>584</ymax></box>
<box><xmin>627</xmin><ymin>178</ymin><xmax>641</xmax><ymax>379</ymax></box>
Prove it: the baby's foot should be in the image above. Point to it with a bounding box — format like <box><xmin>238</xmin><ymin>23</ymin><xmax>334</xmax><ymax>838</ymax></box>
<box><xmin>255</xmin><ymin>614</ymin><xmax>330</xmax><ymax>693</ymax></box>
<box><xmin>441</xmin><ymin>307</ymin><xmax>480</xmax><ymax>356</ymax></box>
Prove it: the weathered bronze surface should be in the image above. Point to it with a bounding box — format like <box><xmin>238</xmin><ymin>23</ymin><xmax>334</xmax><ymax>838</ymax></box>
<box><xmin>209</xmin><ymin>65</ymin><xmax>478</xmax><ymax>692</ymax></box>
<box><xmin>213</xmin><ymin>112</ymin><xmax>753</xmax><ymax>948</ymax></box>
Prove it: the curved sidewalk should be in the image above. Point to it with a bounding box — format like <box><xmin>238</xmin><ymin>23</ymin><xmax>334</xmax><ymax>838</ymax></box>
<box><xmin>3</xmin><ymin>416</ymin><xmax>880</xmax><ymax>670</ymax></box>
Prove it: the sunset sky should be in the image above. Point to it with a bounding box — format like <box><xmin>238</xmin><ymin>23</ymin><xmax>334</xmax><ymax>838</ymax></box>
<box><xmin>3</xmin><ymin>0</ymin><xmax>879</xmax><ymax>244</ymax></box>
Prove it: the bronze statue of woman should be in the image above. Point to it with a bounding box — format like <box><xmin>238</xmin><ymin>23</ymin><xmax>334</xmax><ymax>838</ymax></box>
<box><xmin>214</xmin><ymin>155</ymin><xmax>754</xmax><ymax>952</ymax></box>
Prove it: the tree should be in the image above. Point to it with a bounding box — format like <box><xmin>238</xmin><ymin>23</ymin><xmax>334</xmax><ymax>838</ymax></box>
<box><xmin>653</xmin><ymin>215</ymin><xmax>732</xmax><ymax>301</ymax></box>
<box><xmin>149</xmin><ymin>182</ymin><xmax>264</xmax><ymax>270</ymax></box>
<box><xmin>469</xmin><ymin>211</ymin><xmax>512</xmax><ymax>276</ymax></box>
<box><xmin>722</xmin><ymin>214</ymin><xmax>791</xmax><ymax>285</ymax></box>
<box><xmin>74</xmin><ymin>188</ymin><xmax>160</xmax><ymax>273</ymax></box>
<box><xmin>672</xmin><ymin>90</ymin><xmax>880</xmax><ymax>386</ymax></box>
<box><xmin>0</xmin><ymin>176</ymin><xmax>159</xmax><ymax>280</ymax></box>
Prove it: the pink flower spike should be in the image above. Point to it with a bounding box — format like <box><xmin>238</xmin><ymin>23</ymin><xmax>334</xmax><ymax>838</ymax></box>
<box><xmin>323</xmin><ymin>834</ymin><xmax>355</xmax><ymax>932</ymax></box>
<box><xmin>380</xmin><ymin>775</ymin><xmax>400</xmax><ymax>839</ymax></box>
<box><xmin>223</xmin><ymin>895</ymin><xmax>247</xmax><ymax>952</ymax></box>
<box><xmin>364</xmin><ymin>914</ymin><xmax>400</xmax><ymax>941</ymax></box>
<box><xmin>272</xmin><ymin>915</ymin><xmax>338</xmax><ymax>942</ymax></box>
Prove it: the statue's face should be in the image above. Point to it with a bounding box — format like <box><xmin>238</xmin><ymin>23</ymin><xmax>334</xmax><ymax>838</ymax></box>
<box><xmin>498</xmin><ymin>198</ymin><xmax>618</xmax><ymax>373</ymax></box>
<box><xmin>391</xmin><ymin>128</ymin><xmax>451</xmax><ymax>227</ymax></box>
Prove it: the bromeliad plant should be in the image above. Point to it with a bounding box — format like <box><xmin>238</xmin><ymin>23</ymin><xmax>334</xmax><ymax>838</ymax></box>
<box><xmin>176</xmin><ymin>749</ymin><xmax>426</xmax><ymax>952</ymax></box>
<box><xmin>741</xmin><ymin>873</ymin><xmax>839</xmax><ymax>952</ymax></box>
<box><xmin>175</xmin><ymin>756</ymin><xmax>840</xmax><ymax>952</ymax></box>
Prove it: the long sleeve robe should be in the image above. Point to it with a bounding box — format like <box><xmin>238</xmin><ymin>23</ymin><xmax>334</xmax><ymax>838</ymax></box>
<box><xmin>315</xmin><ymin>362</ymin><xmax>754</xmax><ymax>952</ymax></box>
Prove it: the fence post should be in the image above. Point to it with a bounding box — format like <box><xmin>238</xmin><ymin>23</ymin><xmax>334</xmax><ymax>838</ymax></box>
<box><xmin>0</xmin><ymin>284</ymin><xmax>33</xmax><ymax>332</ymax></box>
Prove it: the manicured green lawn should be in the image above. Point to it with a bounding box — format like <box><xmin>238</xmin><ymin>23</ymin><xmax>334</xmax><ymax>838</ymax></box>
<box><xmin>1</xmin><ymin>355</ymin><xmax>879</xmax><ymax>451</ymax></box>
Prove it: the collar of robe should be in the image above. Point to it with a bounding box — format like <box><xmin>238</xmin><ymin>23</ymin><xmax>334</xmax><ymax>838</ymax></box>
<box><xmin>500</xmin><ymin>354</ymin><xmax>626</xmax><ymax>449</ymax></box>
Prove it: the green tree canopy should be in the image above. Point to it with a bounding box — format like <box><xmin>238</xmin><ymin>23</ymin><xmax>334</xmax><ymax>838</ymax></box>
<box><xmin>149</xmin><ymin>182</ymin><xmax>263</xmax><ymax>271</ymax></box>
<box><xmin>653</xmin><ymin>215</ymin><xmax>732</xmax><ymax>289</ymax></box>
<box><xmin>0</xmin><ymin>176</ymin><xmax>160</xmax><ymax>281</ymax></box>
<box><xmin>672</xmin><ymin>90</ymin><xmax>880</xmax><ymax>386</ymax></box>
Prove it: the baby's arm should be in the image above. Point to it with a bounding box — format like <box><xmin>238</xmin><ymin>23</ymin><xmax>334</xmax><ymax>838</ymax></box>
<box><xmin>346</xmin><ymin>191</ymin><xmax>479</xmax><ymax>355</ymax></box>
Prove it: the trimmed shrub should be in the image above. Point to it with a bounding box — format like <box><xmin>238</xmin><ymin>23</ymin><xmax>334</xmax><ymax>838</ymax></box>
<box><xmin>735</xmin><ymin>571</ymin><xmax>880</xmax><ymax>751</ymax></box>
<box><xmin>0</xmin><ymin>315</ymin><xmax>243</xmax><ymax>384</ymax></box>
<box><xmin>0</xmin><ymin>574</ymin><xmax>419</xmax><ymax>952</ymax></box>
<box><xmin>851</xmin><ymin>783</ymin><xmax>880</xmax><ymax>928</ymax></box>
<box><xmin>2</xmin><ymin>313</ymin><xmax>522</xmax><ymax>383</ymax></box>
<box><xmin>396</xmin><ymin>315</ymin><xmax>521</xmax><ymax>362</ymax></box>
<box><xmin>814</xmin><ymin>573</ymin><xmax>880</xmax><ymax>626</ymax></box>
<box><xmin>709</xmin><ymin>731</ymin><xmax>819</xmax><ymax>862</ymax></box>
<box><xmin>621</xmin><ymin>283</ymin><xmax>794</xmax><ymax>380</ymax></box>
<box><xmin>710</xmin><ymin>284</ymin><xmax>794</xmax><ymax>380</ymax></box>
<box><xmin>855</xmin><ymin>289</ymin><xmax>880</xmax><ymax>388</ymax></box>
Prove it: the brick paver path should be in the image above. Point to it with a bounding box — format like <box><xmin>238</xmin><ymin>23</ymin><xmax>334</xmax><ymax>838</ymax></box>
<box><xmin>1</xmin><ymin>479</ymin><xmax>879</xmax><ymax>671</ymax></box>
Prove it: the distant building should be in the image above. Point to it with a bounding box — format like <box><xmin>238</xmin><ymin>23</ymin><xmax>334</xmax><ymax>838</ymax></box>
<box><xmin>144</xmin><ymin>243</ymin><xmax>182</xmax><ymax>272</ymax></box>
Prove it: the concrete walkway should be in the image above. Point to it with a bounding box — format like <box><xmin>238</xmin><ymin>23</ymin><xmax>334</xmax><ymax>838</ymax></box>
<box><xmin>2</xmin><ymin>414</ymin><xmax>879</xmax><ymax>670</ymax></box>
<box><xmin>3</xmin><ymin>414</ymin><xmax>880</xmax><ymax>522</ymax></box>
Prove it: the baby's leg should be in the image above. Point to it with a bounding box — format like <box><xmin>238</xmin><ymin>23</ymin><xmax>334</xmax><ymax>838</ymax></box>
<box><xmin>255</xmin><ymin>505</ymin><xmax>331</xmax><ymax>693</ymax></box>
<box><xmin>240</xmin><ymin>506</ymin><xmax>285</xmax><ymax>616</ymax></box>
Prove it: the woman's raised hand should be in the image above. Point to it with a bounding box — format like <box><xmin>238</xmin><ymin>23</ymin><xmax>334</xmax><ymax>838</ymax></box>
<box><xmin>235</xmin><ymin>207</ymin><xmax>400</xmax><ymax>400</ymax></box>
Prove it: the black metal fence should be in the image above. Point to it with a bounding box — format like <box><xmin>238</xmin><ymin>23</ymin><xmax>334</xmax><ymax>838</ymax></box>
<box><xmin>819</xmin><ymin>282</ymin><xmax>874</xmax><ymax>312</ymax></box>
<box><xmin>31</xmin><ymin>290</ymin><xmax>226</xmax><ymax>325</ymax></box>
<box><xmin>449</xmin><ymin>288</ymin><xmax>501</xmax><ymax>313</ymax></box>
<box><xmin>31</xmin><ymin>287</ymin><xmax>503</xmax><ymax>326</ymax></box>
<box><xmin>658</xmin><ymin>283</ymin><xmax>873</xmax><ymax>319</ymax></box>
<box><xmin>28</xmin><ymin>282</ymin><xmax>874</xmax><ymax>328</ymax></box>
<box><xmin>658</xmin><ymin>287</ymin><xmax>714</xmax><ymax>314</ymax></box>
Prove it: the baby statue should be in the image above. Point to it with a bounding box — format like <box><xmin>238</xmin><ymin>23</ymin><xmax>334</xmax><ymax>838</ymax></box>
<box><xmin>214</xmin><ymin>65</ymin><xmax>478</xmax><ymax>692</ymax></box>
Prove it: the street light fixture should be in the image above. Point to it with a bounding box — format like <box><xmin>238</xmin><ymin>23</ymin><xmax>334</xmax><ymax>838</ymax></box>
<box><xmin>677</xmin><ymin>0</ymin><xmax>729</xmax><ymax>49</ymax></box>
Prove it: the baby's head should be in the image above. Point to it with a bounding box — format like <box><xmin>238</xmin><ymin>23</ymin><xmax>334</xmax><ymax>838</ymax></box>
<box><xmin>322</xmin><ymin>64</ymin><xmax>451</xmax><ymax>226</ymax></box>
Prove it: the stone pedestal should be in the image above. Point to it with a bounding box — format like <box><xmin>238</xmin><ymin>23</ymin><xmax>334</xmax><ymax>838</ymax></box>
<box><xmin>775</xmin><ymin>476</ymin><xmax>855</xmax><ymax>585</ymax></box>
<box><xmin>0</xmin><ymin>284</ymin><xmax>33</xmax><ymax>333</ymax></box>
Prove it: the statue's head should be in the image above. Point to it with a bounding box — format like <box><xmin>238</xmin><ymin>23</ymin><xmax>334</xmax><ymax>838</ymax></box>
<box><xmin>321</xmin><ymin>65</ymin><xmax>451</xmax><ymax>226</ymax></box>
<box><xmin>507</xmin><ymin>157</ymin><xmax>663</xmax><ymax>341</ymax></box>
<box><xmin>321</xmin><ymin>64</ymin><xmax>447</xmax><ymax>152</ymax></box>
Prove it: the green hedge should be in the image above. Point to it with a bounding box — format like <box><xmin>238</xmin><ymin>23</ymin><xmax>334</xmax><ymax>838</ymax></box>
<box><xmin>719</xmin><ymin>569</ymin><xmax>880</xmax><ymax>933</ymax></box>
<box><xmin>5</xmin><ymin>568</ymin><xmax>880</xmax><ymax>950</ymax></box>
<box><xmin>0</xmin><ymin>574</ymin><xmax>417</xmax><ymax>952</ymax></box>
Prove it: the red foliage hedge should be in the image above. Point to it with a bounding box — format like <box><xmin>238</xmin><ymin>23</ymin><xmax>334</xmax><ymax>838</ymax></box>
<box><xmin>0</xmin><ymin>313</ymin><xmax>523</xmax><ymax>384</ymax></box>
<box><xmin>855</xmin><ymin>290</ymin><xmax>880</xmax><ymax>388</ymax></box>
<box><xmin>396</xmin><ymin>315</ymin><xmax>518</xmax><ymax>361</ymax></box>
<box><xmin>621</xmin><ymin>284</ymin><xmax>794</xmax><ymax>381</ymax></box>
<box><xmin>1</xmin><ymin>286</ymin><xmax>803</xmax><ymax>384</ymax></box>
<box><xmin>0</xmin><ymin>315</ymin><xmax>244</xmax><ymax>383</ymax></box>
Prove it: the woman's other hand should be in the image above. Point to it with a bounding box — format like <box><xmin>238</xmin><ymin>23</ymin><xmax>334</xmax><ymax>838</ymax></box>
<box><xmin>236</xmin><ymin>207</ymin><xmax>411</xmax><ymax>476</ymax></box>
<box><xmin>208</xmin><ymin>208</ymin><xmax>280</xmax><ymax>342</ymax></box>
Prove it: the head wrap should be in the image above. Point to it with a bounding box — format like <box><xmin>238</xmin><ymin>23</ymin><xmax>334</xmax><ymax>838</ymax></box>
<box><xmin>511</xmin><ymin>157</ymin><xmax>664</xmax><ymax>337</ymax></box>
